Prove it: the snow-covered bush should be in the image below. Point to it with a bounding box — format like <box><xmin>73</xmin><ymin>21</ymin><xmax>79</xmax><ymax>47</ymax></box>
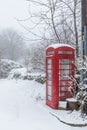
<box><xmin>8</xmin><ymin>67</ymin><xmax>46</xmax><ymax>84</ymax></box>
<box><xmin>76</xmin><ymin>89</ymin><xmax>87</xmax><ymax>100</ymax></box>
<box><xmin>8</xmin><ymin>68</ymin><xmax>27</xmax><ymax>79</ymax></box>
<box><xmin>0</xmin><ymin>59</ymin><xmax>23</xmax><ymax>78</ymax></box>
<box><xmin>35</xmin><ymin>75</ymin><xmax>46</xmax><ymax>84</ymax></box>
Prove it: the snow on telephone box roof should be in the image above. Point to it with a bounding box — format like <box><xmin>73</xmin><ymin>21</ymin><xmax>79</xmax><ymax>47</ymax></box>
<box><xmin>46</xmin><ymin>43</ymin><xmax>74</xmax><ymax>50</ymax></box>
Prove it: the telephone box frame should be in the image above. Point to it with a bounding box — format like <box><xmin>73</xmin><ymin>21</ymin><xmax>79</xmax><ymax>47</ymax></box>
<box><xmin>46</xmin><ymin>44</ymin><xmax>75</xmax><ymax>109</ymax></box>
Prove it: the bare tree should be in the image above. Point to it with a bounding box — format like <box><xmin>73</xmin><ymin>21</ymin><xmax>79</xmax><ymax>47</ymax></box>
<box><xmin>0</xmin><ymin>28</ymin><xmax>25</xmax><ymax>61</ymax></box>
<box><xmin>25</xmin><ymin>0</ymin><xmax>81</xmax><ymax>57</ymax></box>
<box><xmin>23</xmin><ymin>48</ymin><xmax>32</xmax><ymax>72</ymax></box>
<box><xmin>16</xmin><ymin>0</ymin><xmax>81</xmax><ymax>72</ymax></box>
<box><xmin>30</xmin><ymin>43</ymin><xmax>46</xmax><ymax>71</ymax></box>
<box><xmin>59</xmin><ymin>0</ymin><xmax>81</xmax><ymax>56</ymax></box>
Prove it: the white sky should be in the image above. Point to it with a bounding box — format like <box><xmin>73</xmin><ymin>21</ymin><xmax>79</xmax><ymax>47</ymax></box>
<box><xmin>0</xmin><ymin>0</ymin><xmax>29</xmax><ymax>31</ymax></box>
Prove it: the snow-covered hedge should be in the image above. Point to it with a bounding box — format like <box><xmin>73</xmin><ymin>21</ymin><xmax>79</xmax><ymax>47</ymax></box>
<box><xmin>0</xmin><ymin>59</ymin><xmax>23</xmax><ymax>78</ymax></box>
<box><xmin>8</xmin><ymin>68</ymin><xmax>46</xmax><ymax>84</ymax></box>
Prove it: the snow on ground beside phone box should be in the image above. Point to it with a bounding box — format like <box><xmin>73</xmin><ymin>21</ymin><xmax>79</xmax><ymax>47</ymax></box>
<box><xmin>0</xmin><ymin>79</ymin><xmax>87</xmax><ymax>130</ymax></box>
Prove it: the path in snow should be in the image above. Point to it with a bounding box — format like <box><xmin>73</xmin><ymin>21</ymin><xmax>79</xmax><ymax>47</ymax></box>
<box><xmin>0</xmin><ymin>79</ymin><xmax>87</xmax><ymax>130</ymax></box>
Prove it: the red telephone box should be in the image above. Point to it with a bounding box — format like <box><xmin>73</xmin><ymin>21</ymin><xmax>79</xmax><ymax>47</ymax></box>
<box><xmin>46</xmin><ymin>44</ymin><xmax>75</xmax><ymax>109</ymax></box>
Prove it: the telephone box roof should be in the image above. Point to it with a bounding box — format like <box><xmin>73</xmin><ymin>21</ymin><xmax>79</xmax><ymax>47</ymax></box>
<box><xmin>47</xmin><ymin>43</ymin><xmax>74</xmax><ymax>49</ymax></box>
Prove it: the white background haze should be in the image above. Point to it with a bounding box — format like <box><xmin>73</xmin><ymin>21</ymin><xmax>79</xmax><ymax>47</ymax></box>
<box><xmin>0</xmin><ymin>0</ymin><xmax>28</xmax><ymax>31</ymax></box>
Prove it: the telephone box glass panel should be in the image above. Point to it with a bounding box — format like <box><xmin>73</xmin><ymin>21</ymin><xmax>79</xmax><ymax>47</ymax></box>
<box><xmin>47</xmin><ymin>59</ymin><xmax>52</xmax><ymax>64</ymax></box>
<box><xmin>59</xmin><ymin>58</ymin><xmax>73</xmax><ymax>98</ymax></box>
<box><xmin>48</xmin><ymin>86</ymin><xmax>52</xmax><ymax>96</ymax></box>
<box><xmin>48</xmin><ymin>96</ymin><xmax>52</xmax><ymax>101</ymax></box>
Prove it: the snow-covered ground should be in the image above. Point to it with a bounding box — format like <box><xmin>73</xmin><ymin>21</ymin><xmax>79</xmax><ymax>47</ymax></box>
<box><xmin>0</xmin><ymin>79</ymin><xmax>87</xmax><ymax>130</ymax></box>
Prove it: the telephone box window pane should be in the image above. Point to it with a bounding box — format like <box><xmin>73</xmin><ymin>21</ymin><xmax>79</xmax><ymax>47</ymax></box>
<box><xmin>48</xmin><ymin>64</ymin><xmax>52</xmax><ymax>69</ymax></box>
<box><xmin>63</xmin><ymin>76</ymin><xmax>69</xmax><ymax>80</ymax></box>
<box><xmin>48</xmin><ymin>96</ymin><xmax>52</xmax><ymax>101</ymax></box>
<box><xmin>48</xmin><ymin>80</ymin><xmax>52</xmax><ymax>85</ymax></box>
<box><xmin>62</xmin><ymin>76</ymin><xmax>69</xmax><ymax>80</ymax></box>
<box><xmin>61</xmin><ymin>70</ymin><xmax>69</xmax><ymax>75</ymax></box>
<box><xmin>59</xmin><ymin>59</ymin><xmax>71</xmax><ymax>64</ymax></box>
<box><xmin>59</xmin><ymin>65</ymin><xmax>72</xmax><ymax>70</ymax></box>
<box><xmin>61</xmin><ymin>70</ymin><xmax>72</xmax><ymax>76</ymax></box>
<box><xmin>48</xmin><ymin>86</ymin><xmax>52</xmax><ymax>96</ymax></box>
<box><xmin>60</xmin><ymin>76</ymin><xmax>69</xmax><ymax>80</ymax></box>
<box><xmin>63</xmin><ymin>59</ymin><xmax>69</xmax><ymax>64</ymax></box>
<box><xmin>48</xmin><ymin>74</ymin><xmax>52</xmax><ymax>80</ymax></box>
<box><xmin>47</xmin><ymin>59</ymin><xmax>52</xmax><ymax>64</ymax></box>
<box><xmin>60</xmin><ymin>93</ymin><xmax>65</xmax><ymax>96</ymax></box>
<box><xmin>61</xmin><ymin>81</ymin><xmax>66</xmax><ymax>86</ymax></box>
<box><xmin>69</xmin><ymin>70</ymin><xmax>72</xmax><ymax>74</ymax></box>
<box><xmin>61</xmin><ymin>87</ymin><xmax>66</xmax><ymax>91</ymax></box>
<box><xmin>47</xmin><ymin>69</ymin><xmax>52</xmax><ymax>74</ymax></box>
<box><xmin>61</xmin><ymin>65</ymin><xmax>70</xmax><ymax>69</ymax></box>
<box><xmin>47</xmin><ymin>70</ymin><xmax>52</xmax><ymax>80</ymax></box>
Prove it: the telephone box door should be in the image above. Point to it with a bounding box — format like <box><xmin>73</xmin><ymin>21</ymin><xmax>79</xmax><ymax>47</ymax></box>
<box><xmin>58</xmin><ymin>58</ymin><xmax>74</xmax><ymax>100</ymax></box>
